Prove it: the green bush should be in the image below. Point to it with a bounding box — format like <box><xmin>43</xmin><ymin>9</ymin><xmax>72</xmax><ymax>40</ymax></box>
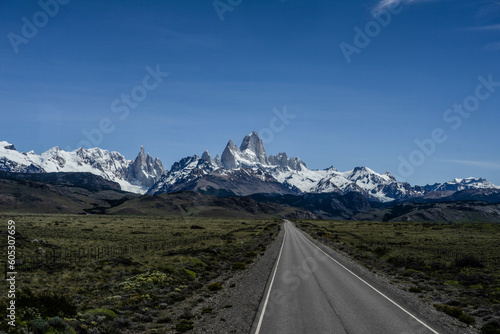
<box><xmin>434</xmin><ymin>304</ymin><xmax>463</xmax><ymax>319</ymax></box>
<box><xmin>201</xmin><ymin>307</ymin><xmax>213</xmax><ymax>314</ymax></box>
<box><xmin>245</xmin><ymin>251</ymin><xmax>258</xmax><ymax>258</ymax></box>
<box><xmin>190</xmin><ymin>225</ymin><xmax>205</xmax><ymax>230</ymax></box>
<box><xmin>45</xmin><ymin>317</ymin><xmax>76</xmax><ymax>334</ymax></box>
<box><xmin>18</xmin><ymin>289</ymin><xmax>77</xmax><ymax>318</ymax></box>
<box><xmin>157</xmin><ymin>316</ymin><xmax>172</xmax><ymax>323</ymax></box>
<box><xmin>29</xmin><ymin>318</ymin><xmax>50</xmax><ymax>334</ymax></box>
<box><xmin>185</xmin><ymin>269</ymin><xmax>197</xmax><ymax>279</ymax></box>
<box><xmin>373</xmin><ymin>246</ymin><xmax>389</xmax><ymax>257</ymax></box>
<box><xmin>175</xmin><ymin>319</ymin><xmax>194</xmax><ymax>332</ymax></box>
<box><xmin>454</xmin><ymin>255</ymin><xmax>485</xmax><ymax>268</ymax></box>
<box><xmin>482</xmin><ymin>323</ymin><xmax>500</xmax><ymax>334</ymax></box>
<box><xmin>458</xmin><ymin>313</ymin><xmax>475</xmax><ymax>325</ymax></box>
<box><xmin>208</xmin><ymin>282</ymin><xmax>223</xmax><ymax>291</ymax></box>
<box><xmin>179</xmin><ymin>312</ymin><xmax>194</xmax><ymax>320</ymax></box>
<box><xmin>232</xmin><ymin>262</ymin><xmax>246</xmax><ymax>270</ymax></box>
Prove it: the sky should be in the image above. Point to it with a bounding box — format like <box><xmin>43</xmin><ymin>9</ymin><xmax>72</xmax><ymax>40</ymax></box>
<box><xmin>1</xmin><ymin>0</ymin><xmax>499</xmax><ymax>186</ymax></box>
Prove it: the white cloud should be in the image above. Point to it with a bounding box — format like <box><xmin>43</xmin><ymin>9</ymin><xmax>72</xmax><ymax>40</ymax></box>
<box><xmin>484</xmin><ymin>42</ymin><xmax>500</xmax><ymax>50</ymax></box>
<box><xmin>442</xmin><ymin>159</ymin><xmax>500</xmax><ymax>169</ymax></box>
<box><xmin>463</xmin><ymin>24</ymin><xmax>500</xmax><ymax>32</ymax></box>
<box><xmin>373</xmin><ymin>0</ymin><xmax>439</xmax><ymax>15</ymax></box>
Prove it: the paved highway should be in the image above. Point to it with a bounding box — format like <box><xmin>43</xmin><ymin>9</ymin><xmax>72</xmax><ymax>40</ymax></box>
<box><xmin>252</xmin><ymin>220</ymin><xmax>444</xmax><ymax>334</ymax></box>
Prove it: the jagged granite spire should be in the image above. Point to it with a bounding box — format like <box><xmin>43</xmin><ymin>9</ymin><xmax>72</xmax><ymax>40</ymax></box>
<box><xmin>221</xmin><ymin>139</ymin><xmax>240</xmax><ymax>169</ymax></box>
<box><xmin>127</xmin><ymin>146</ymin><xmax>165</xmax><ymax>188</ymax></box>
<box><xmin>239</xmin><ymin>131</ymin><xmax>269</xmax><ymax>165</ymax></box>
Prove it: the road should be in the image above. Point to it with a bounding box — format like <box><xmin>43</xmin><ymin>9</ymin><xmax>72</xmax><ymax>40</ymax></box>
<box><xmin>251</xmin><ymin>220</ymin><xmax>444</xmax><ymax>334</ymax></box>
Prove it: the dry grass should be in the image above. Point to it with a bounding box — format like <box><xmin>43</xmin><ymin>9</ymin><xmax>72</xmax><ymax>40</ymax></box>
<box><xmin>0</xmin><ymin>214</ymin><xmax>280</xmax><ymax>333</ymax></box>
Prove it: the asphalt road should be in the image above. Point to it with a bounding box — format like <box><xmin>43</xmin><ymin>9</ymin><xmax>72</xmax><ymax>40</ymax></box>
<box><xmin>251</xmin><ymin>220</ymin><xmax>444</xmax><ymax>334</ymax></box>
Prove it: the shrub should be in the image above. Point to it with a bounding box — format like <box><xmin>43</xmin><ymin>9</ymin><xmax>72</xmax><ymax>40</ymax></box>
<box><xmin>18</xmin><ymin>289</ymin><xmax>77</xmax><ymax>318</ymax></box>
<box><xmin>29</xmin><ymin>318</ymin><xmax>50</xmax><ymax>334</ymax></box>
<box><xmin>157</xmin><ymin>316</ymin><xmax>172</xmax><ymax>323</ymax></box>
<box><xmin>458</xmin><ymin>313</ymin><xmax>476</xmax><ymax>325</ymax></box>
<box><xmin>45</xmin><ymin>317</ymin><xmax>76</xmax><ymax>334</ymax></box>
<box><xmin>232</xmin><ymin>262</ymin><xmax>246</xmax><ymax>270</ymax></box>
<box><xmin>434</xmin><ymin>304</ymin><xmax>463</xmax><ymax>319</ymax></box>
<box><xmin>175</xmin><ymin>320</ymin><xmax>194</xmax><ymax>332</ymax></box>
<box><xmin>113</xmin><ymin>318</ymin><xmax>132</xmax><ymax>328</ymax></box>
<box><xmin>454</xmin><ymin>255</ymin><xmax>485</xmax><ymax>268</ymax></box>
<box><xmin>373</xmin><ymin>246</ymin><xmax>389</xmax><ymax>257</ymax></box>
<box><xmin>245</xmin><ymin>251</ymin><xmax>258</xmax><ymax>258</ymax></box>
<box><xmin>201</xmin><ymin>307</ymin><xmax>213</xmax><ymax>314</ymax></box>
<box><xmin>185</xmin><ymin>269</ymin><xmax>197</xmax><ymax>279</ymax></box>
<box><xmin>409</xmin><ymin>287</ymin><xmax>423</xmax><ymax>293</ymax></box>
<box><xmin>179</xmin><ymin>312</ymin><xmax>194</xmax><ymax>320</ymax></box>
<box><xmin>456</xmin><ymin>273</ymin><xmax>487</xmax><ymax>286</ymax></box>
<box><xmin>482</xmin><ymin>323</ymin><xmax>500</xmax><ymax>334</ymax></box>
<box><xmin>208</xmin><ymin>282</ymin><xmax>223</xmax><ymax>291</ymax></box>
<box><xmin>190</xmin><ymin>225</ymin><xmax>205</xmax><ymax>230</ymax></box>
<box><xmin>387</xmin><ymin>255</ymin><xmax>426</xmax><ymax>270</ymax></box>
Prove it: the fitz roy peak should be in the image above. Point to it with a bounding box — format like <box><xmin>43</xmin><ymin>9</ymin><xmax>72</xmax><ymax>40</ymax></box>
<box><xmin>1</xmin><ymin>133</ymin><xmax>499</xmax><ymax>201</ymax></box>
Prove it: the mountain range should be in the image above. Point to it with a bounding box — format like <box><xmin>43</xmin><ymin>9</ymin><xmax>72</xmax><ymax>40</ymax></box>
<box><xmin>1</xmin><ymin>132</ymin><xmax>499</xmax><ymax>203</ymax></box>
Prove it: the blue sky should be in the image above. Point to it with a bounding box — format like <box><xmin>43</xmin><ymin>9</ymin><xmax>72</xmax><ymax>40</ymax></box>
<box><xmin>1</xmin><ymin>0</ymin><xmax>499</xmax><ymax>186</ymax></box>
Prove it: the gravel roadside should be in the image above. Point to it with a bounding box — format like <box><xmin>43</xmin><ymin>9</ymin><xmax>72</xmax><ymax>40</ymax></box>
<box><xmin>188</xmin><ymin>227</ymin><xmax>285</xmax><ymax>334</ymax></box>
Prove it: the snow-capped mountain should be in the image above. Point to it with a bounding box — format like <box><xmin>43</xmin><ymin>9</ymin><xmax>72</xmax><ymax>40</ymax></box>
<box><xmin>2</xmin><ymin>133</ymin><xmax>499</xmax><ymax>202</ymax></box>
<box><xmin>0</xmin><ymin>141</ymin><xmax>164</xmax><ymax>194</ymax></box>
<box><xmin>147</xmin><ymin>132</ymin><xmax>499</xmax><ymax>202</ymax></box>
<box><xmin>423</xmin><ymin>177</ymin><xmax>500</xmax><ymax>192</ymax></box>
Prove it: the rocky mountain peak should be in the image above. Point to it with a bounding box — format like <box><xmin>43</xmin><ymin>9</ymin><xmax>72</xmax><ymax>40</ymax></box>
<box><xmin>385</xmin><ymin>171</ymin><xmax>396</xmax><ymax>181</ymax></box>
<box><xmin>221</xmin><ymin>140</ymin><xmax>241</xmax><ymax>169</ymax></box>
<box><xmin>1</xmin><ymin>142</ymin><xmax>16</xmax><ymax>151</ymax></box>
<box><xmin>201</xmin><ymin>150</ymin><xmax>212</xmax><ymax>163</ymax></box>
<box><xmin>239</xmin><ymin>131</ymin><xmax>268</xmax><ymax>165</ymax></box>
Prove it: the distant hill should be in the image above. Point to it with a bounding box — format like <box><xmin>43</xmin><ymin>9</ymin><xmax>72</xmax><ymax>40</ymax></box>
<box><xmin>354</xmin><ymin>200</ymin><xmax>500</xmax><ymax>223</ymax></box>
<box><xmin>0</xmin><ymin>172</ymin><xmax>136</xmax><ymax>214</ymax></box>
<box><xmin>108</xmin><ymin>191</ymin><xmax>317</xmax><ymax>219</ymax></box>
<box><xmin>250</xmin><ymin>192</ymin><xmax>371</xmax><ymax>220</ymax></box>
<box><xmin>0</xmin><ymin>172</ymin><xmax>315</xmax><ymax>219</ymax></box>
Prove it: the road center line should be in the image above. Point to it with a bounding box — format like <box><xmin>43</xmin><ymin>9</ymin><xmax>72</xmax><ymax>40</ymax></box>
<box><xmin>294</xmin><ymin>222</ymin><xmax>441</xmax><ymax>334</ymax></box>
<box><xmin>254</xmin><ymin>222</ymin><xmax>288</xmax><ymax>334</ymax></box>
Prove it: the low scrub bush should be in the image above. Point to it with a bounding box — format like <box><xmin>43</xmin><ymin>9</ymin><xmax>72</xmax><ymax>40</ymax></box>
<box><xmin>232</xmin><ymin>262</ymin><xmax>246</xmax><ymax>270</ymax></box>
<box><xmin>208</xmin><ymin>282</ymin><xmax>223</xmax><ymax>291</ymax></box>
<box><xmin>434</xmin><ymin>304</ymin><xmax>475</xmax><ymax>324</ymax></box>
<box><xmin>482</xmin><ymin>323</ymin><xmax>500</xmax><ymax>334</ymax></box>
<box><xmin>458</xmin><ymin>313</ymin><xmax>476</xmax><ymax>325</ymax></box>
<box><xmin>454</xmin><ymin>255</ymin><xmax>485</xmax><ymax>268</ymax></box>
<box><xmin>175</xmin><ymin>320</ymin><xmax>194</xmax><ymax>332</ymax></box>
<box><xmin>434</xmin><ymin>304</ymin><xmax>463</xmax><ymax>318</ymax></box>
<box><xmin>18</xmin><ymin>289</ymin><xmax>77</xmax><ymax>318</ymax></box>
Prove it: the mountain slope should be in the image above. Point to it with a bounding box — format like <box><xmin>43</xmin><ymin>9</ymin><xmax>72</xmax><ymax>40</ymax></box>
<box><xmin>0</xmin><ymin>172</ymin><xmax>137</xmax><ymax>214</ymax></box>
<box><xmin>109</xmin><ymin>191</ymin><xmax>317</xmax><ymax>219</ymax></box>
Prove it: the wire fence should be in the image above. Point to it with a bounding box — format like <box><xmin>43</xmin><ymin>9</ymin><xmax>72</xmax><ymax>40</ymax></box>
<box><xmin>5</xmin><ymin>234</ymin><xmax>222</xmax><ymax>277</ymax></box>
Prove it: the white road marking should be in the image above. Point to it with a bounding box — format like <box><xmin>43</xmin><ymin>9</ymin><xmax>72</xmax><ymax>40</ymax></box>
<box><xmin>254</xmin><ymin>222</ymin><xmax>288</xmax><ymax>334</ymax></box>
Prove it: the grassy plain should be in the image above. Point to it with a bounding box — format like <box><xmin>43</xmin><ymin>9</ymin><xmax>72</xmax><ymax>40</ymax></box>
<box><xmin>296</xmin><ymin>220</ymin><xmax>500</xmax><ymax>333</ymax></box>
<box><xmin>0</xmin><ymin>214</ymin><xmax>280</xmax><ymax>333</ymax></box>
